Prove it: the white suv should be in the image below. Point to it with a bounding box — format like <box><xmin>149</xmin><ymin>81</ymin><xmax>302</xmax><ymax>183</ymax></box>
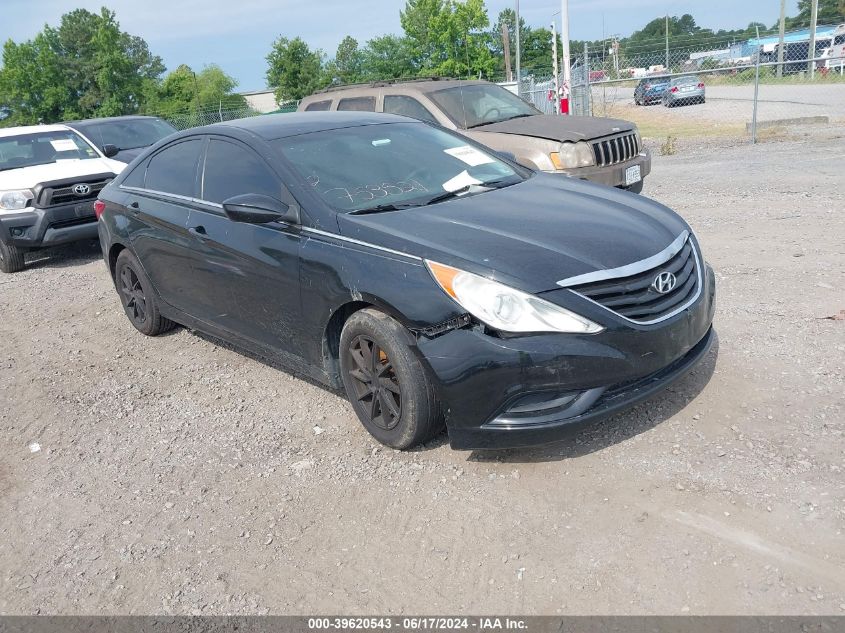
<box><xmin>0</xmin><ymin>124</ymin><xmax>126</xmax><ymax>273</ymax></box>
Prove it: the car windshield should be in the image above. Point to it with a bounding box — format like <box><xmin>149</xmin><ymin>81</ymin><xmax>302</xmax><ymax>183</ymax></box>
<box><xmin>427</xmin><ymin>84</ymin><xmax>540</xmax><ymax>129</ymax></box>
<box><xmin>74</xmin><ymin>118</ymin><xmax>176</xmax><ymax>151</ymax></box>
<box><xmin>0</xmin><ymin>130</ymin><xmax>100</xmax><ymax>172</ymax></box>
<box><xmin>274</xmin><ymin>122</ymin><xmax>524</xmax><ymax>213</ymax></box>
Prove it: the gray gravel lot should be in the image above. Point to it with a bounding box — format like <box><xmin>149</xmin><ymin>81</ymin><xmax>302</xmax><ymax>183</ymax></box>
<box><xmin>1</xmin><ymin>136</ymin><xmax>843</xmax><ymax>615</ymax></box>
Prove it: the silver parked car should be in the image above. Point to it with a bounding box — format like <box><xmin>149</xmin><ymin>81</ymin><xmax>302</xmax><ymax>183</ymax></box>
<box><xmin>662</xmin><ymin>76</ymin><xmax>705</xmax><ymax>107</ymax></box>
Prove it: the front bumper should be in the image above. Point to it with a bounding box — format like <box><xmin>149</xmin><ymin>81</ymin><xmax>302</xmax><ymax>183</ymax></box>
<box><xmin>553</xmin><ymin>149</ymin><xmax>652</xmax><ymax>189</ymax></box>
<box><xmin>418</xmin><ymin>264</ymin><xmax>716</xmax><ymax>450</ymax></box>
<box><xmin>0</xmin><ymin>201</ymin><xmax>99</xmax><ymax>250</ymax></box>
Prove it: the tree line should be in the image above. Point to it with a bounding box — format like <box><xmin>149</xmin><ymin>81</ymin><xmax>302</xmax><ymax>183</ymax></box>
<box><xmin>2</xmin><ymin>0</ymin><xmax>842</xmax><ymax>126</ymax></box>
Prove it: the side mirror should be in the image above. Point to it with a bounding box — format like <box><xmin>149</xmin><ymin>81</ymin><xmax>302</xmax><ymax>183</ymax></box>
<box><xmin>102</xmin><ymin>144</ymin><xmax>119</xmax><ymax>158</ymax></box>
<box><xmin>222</xmin><ymin>193</ymin><xmax>297</xmax><ymax>225</ymax></box>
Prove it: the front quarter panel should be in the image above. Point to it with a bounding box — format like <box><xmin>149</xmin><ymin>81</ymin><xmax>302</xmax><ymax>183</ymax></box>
<box><xmin>298</xmin><ymin>231</ymin><xmax>465</xmax><ymax>375</ymax></box>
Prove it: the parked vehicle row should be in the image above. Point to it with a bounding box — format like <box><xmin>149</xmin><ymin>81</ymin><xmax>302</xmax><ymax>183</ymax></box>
<box><xmin>0</xmin><ymin>116</ymin><xmax>176</xmax><ymax>273</ymax></box>
<box><xmin>634</xmin><ymin>75</ymin><xmax>706</xmax><ymax>107</ymax></box>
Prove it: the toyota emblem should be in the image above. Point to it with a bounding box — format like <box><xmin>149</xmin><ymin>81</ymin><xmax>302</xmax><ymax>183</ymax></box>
<box><xmin>652</xmin><ymin>271</ymin><xmax>677</xmax><ymax>294</ymax></box>
<box><xmin>72</xmin><ymin>183</ymin><xmax>91</xmax><ymax>196</ymax></box>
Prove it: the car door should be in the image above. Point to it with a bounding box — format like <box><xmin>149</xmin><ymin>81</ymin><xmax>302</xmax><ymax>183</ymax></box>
<box><xmin>125</xmin><ymin>138</ymin><xmax>202</xmax><ymax>313</ymax></box>
<box><xmin>184</xmin><ymin>136</ymin><xmax>304</xmax><ymax>356</ymax></box>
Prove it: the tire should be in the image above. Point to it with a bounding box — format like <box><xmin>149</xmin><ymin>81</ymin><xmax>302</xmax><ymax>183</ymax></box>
<box><xmin>339</xmin><ymin>308</ymin><xmax>444</xmax><ymax>449</ymax></box>
<box><xmin>0</xmin><ymin>240</ymin><xmax>25</xmax><ymax>273</ymax></box>
<box><xmin>114</xmin><ymin>249</ymin><xmax>176</xmax><ymax>336</ymax></box>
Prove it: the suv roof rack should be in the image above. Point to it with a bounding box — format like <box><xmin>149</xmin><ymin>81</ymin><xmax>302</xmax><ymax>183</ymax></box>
<box><xmin>314</xmin><ymin>77</ymin><xmax>458</xmax><ymax>94</ymax></box>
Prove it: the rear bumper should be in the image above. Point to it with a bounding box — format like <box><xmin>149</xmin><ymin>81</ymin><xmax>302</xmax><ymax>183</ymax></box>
<box><xmin>554</xmin><ymin>149</ymin><xmax>651</xmax><ymax>189</ymax></box>
<box><xmin>0</xmin><ymin>202</ymin><xmax>99</xmax><ymax>250</ymax></box>
<box><xmin>418</xmin><ymin>264</ymin><xmax>716</xmax><ymax>450</ymax></box>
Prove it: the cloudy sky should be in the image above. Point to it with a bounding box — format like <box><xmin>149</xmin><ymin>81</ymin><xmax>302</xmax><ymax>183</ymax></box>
<box><xmin>3</xmin><ymin>0</ymin><xmax>797</xmax><ymax>91</ymax></box>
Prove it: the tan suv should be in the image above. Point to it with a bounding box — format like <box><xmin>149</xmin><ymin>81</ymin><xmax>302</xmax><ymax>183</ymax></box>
<box><xmin>298</xmin><ymin>78</ymin><xmax>651</xmax><ymax>193</ymax></box>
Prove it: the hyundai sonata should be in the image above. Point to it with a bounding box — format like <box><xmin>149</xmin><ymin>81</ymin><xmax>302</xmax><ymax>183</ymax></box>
<box><xmin>96</xmin><ymin>112</ymin><xmax>715</xmax><ymax>450</ymax></box>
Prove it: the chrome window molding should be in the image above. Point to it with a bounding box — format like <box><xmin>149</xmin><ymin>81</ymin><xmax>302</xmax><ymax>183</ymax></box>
<box><xmin>556</xmin><ymin>230</ymin><xmax>690</xmax><ymax>288</ymax></box>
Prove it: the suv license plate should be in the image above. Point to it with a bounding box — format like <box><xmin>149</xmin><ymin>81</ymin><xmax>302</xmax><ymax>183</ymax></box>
<box><xmin>625</xmin><ymin>165</ymin><xmax>641</xmax><ymax>186</ymax></box>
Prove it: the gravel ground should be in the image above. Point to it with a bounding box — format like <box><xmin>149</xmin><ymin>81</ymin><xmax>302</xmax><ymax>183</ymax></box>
<box><xmin>591</xmin><ymin>82</ymin><xmax>845</xmax><ymax>129</ymax></box>
<box><xmin>1</xmin><ymin>136</ymin><xmax>843</xmax><ymax>615</ymax></box>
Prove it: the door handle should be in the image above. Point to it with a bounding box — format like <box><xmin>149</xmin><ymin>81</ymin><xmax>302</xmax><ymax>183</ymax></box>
<box><xmin>188</xmin><ymin>226</ymin><xmax>207</xmax><ymax>238</ymax></box>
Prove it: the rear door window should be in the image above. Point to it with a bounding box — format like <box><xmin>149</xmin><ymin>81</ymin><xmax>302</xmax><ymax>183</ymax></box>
<box><xmin>337</xmin><ymin>97</ymin><xmax>376</xmax><ymax>112</ymax></box>
<box><xmin>383</xmin><ymin>95</ymin><xmax>439</xmax><ymax>124</ymax></box>
<box><xmin>145</xmin><ymin>139</ymin><xmax>202</xmax><ymax>197</ymax></box>
<box><xmin>201</xmin><ymin>138</ymin><xmax>281</xmax><ymax>204</ymax></box>
<box><xmin>305</xmin><ymin>100</ymin><xmax>332</xmax><ymax>111</ymax></box>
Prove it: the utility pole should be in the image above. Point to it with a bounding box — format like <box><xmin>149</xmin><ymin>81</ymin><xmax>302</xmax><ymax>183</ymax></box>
<box><xmin>515</xmin><ymin>0</ymin><xmax>521</xmax><ymax>96</ymax></box>
<box><xmin>551</xmin><ymin>17</ymin><xmax>560</xmax><ymax>114</ymax></box>
<box><xmin>777</xmin><ymin>0</ymin><xmax>786</xmax><ymax>78</ymax></box>
<box><xmin>808</xmin><ymin>0</ymin><xmax>819</xmax><ymax>77</ymax></box>
<box><xmin>501</xmin><ymin>22</ymin><xmax>512</xmax><ymax>82</ymax></box>
<box><xmin>560</xmin><ymin>0</ymin><xmax>571</xmax><ymax>112</ymax></box>
<box><xmin>665</xmin><ymin>15</ymin><xmax>670</xmax><ymax>70</ymax></box>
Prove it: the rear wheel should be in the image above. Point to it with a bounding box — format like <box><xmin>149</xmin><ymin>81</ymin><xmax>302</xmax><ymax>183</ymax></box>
<box><xmin>0</xmin><ymin>240</ymin><xmax>25</xmax><ymax>273</ymax></box>
<box><xmin>339</xmin><ymin>308</ymin><xmax>443</xmax><ymax>449</ymax></box>
<box><xmin>115</xmin><ymin>250</ymin><xmax>176</xmax><ymax>336</ymax></box>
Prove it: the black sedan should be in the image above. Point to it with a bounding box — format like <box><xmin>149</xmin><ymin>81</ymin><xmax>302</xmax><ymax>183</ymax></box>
<box><xmin>95</xmin><ymin>112</ymin><xmax>715</xmax><ymax>450</ymax></box>
<box><xmin>66</xmin><ymin>115</ymin><xmax>177</xmax><ymax>164</ymax></box>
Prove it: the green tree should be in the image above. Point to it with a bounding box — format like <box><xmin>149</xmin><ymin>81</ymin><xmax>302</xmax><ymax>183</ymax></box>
<box><xmin>332</xmin><ymin>36</ymin><xmax>364</xmax><ymax>84</ymax></box>
<box><xmin>400</xmin><ymin>0</ymin><xmax>495</xmax><ymax>78</ymax></box>
<box><xmin>359</xmin><ymin>35</ymin><xmax>417</xmax><ymax>80</ymax></box>
<box><xmin>266</xmin><ymin>36</ymin><xmax>326</xmax><ymax>101</ymax></box>
<box><xmin>0</xmin><ymin>7</ymin><xmax>163</xmax><ymax>125</ymax></box>
<box><xmin>786</xmin><ymin>0</ymin><xmax>845</xmax><ymax>28</ymax></box>
<box><xmin>143</xmin><ymin>64</ymin><xmax>246</xmax><ymax>117</ymax></box>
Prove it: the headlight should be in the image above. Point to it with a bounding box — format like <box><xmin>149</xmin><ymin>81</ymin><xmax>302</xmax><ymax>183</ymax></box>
<box><xmin>0</xmin><ymin>189</ymin><xmax>33</xmax><ymax>212</ymax></box>
<box><xmin>550</xmin><ymin>141</ymin><xmax>595</xmax><ymax>169</ymax></box>
<box><xmin>426</xmin><ymin>261</ymin><xmax>603</xmax><ymax>334</ymax></box>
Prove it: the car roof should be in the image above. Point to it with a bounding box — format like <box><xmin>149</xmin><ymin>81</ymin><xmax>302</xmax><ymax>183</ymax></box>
<box><xmin>305</xmin><ymin>79</ymin><xmax>491</xmax><ymax>99</ymax></box>
<box><xmin>196</xmin><ymin>111</ymin><xmax>414</xmax><ymax>140</ymax></box>
<box><xmin>0</xmin><ymin>123</ymin><xmax>74</xmax><ymax>138</ymax></box>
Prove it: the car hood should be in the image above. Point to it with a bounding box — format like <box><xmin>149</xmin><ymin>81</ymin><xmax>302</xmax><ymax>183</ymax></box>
<box><xmin>471</xmin><ymin>114</ymin><xmax>635</xmax><ymax>143</ymax></box>
<box><xmin>336</xmin><ymin>174</ymin><xmax>689</xmax><ymax>294</ymax></box>
<box><xmin>0</xmin><ymin>158</ymin><xmax>125</xmax><ymax>190</ymax></box>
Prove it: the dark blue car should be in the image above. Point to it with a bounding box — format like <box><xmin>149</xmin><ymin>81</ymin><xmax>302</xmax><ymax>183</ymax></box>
<box><xmin>634</xmin><ymin>76</ymin><xmax>671</xmax><ymax>106</ymax></box>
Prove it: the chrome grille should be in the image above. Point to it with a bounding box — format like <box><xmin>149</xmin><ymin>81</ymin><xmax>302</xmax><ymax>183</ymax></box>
<box><xmin>569</xmin><ymin>237</ymin><xmax>701</xmax><ymax>324</ymax></box>
<box><xmin>41</xmin><ymin>179</ymin><xmax>110</xmax><ymax>207</ymax></box>
<box><xmin>592</xmin><ymin>132</ymin><xmax>639</xmax><ymax>167</ymax></box>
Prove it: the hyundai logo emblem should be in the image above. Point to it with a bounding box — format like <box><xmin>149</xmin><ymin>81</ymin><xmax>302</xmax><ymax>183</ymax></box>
<box><xmin>72</xmin><ymin>184</ymin><xmax>91</xmax><ymax>196</ymax></box>
<box><xmin>652</xmin><ymin>271</ymin><xmax>677</xmax><ymax>294</ymax></box>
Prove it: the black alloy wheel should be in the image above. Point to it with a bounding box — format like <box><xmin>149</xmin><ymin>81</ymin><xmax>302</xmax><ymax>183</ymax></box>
<box><xmin>114</xmin><ymin>249</ymin><xmax>176</xmax><ymax>336</ymax></box>
<box><xmin>119</xmin><ymin>265</ymin><xmax>147</xmax><ymax>326</ymax></box>
<box><xmin>338</xmin><ymin>308</ymin><xmax>443</xmax><ymax>449</ymax></box>
<box><xmin>345</xmin><ymin>335</ymin><xmax>402</xmax><ymax>431</ymax></box>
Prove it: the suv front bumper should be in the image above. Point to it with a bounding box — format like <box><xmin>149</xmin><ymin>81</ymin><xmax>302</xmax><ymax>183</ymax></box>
<box><xmin>555</xmin><ymin>149</ymin><xmax>652</xmax><ymax>189</ymax></box>
<box><xmin>0</xmin><ymin>201</ymin><xmax>99</xmax><ymax>250</ymax></box>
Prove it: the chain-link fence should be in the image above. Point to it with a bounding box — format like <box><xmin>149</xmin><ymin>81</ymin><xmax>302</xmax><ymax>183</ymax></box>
<box><xmin>147</xmin><ymin>101</ymin><xmax>299</xmax><ymax>131</ymax></box>
<box><xmin>512</xmin><ymin>29</ymin><xmax>845</xmax><ymax>144</ymax></box>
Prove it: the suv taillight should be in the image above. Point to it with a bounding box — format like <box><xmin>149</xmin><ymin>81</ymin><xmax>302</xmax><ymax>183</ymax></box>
<box><xmin>697</xmin><ymin>82</ymin><xmax>705</xmax><ymax>88</ymax></box>
<box><xmin>670</xmin><ymin>86</ymin><xmax>679</xmax><ymax>93</ymax></box>
<box><xmin>94</xmin><ymin>199</ymin><xmax>106</xmax><ymax>219</ymax></box>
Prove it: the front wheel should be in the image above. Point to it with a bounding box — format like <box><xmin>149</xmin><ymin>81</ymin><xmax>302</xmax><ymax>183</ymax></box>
<box><xmin>114</xmin><ymin>250</ymin><xmax>176</xmax><ymax>336</ymax></box>
<box><xmin>339</xmin><ymin>308</ymin><xmax>444</xmax><ymax>449</ymax></box>
<box><xmin>0</xmin><ymin>240</ymin><xmax>26</xmax><ymax>273</ymax></box>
